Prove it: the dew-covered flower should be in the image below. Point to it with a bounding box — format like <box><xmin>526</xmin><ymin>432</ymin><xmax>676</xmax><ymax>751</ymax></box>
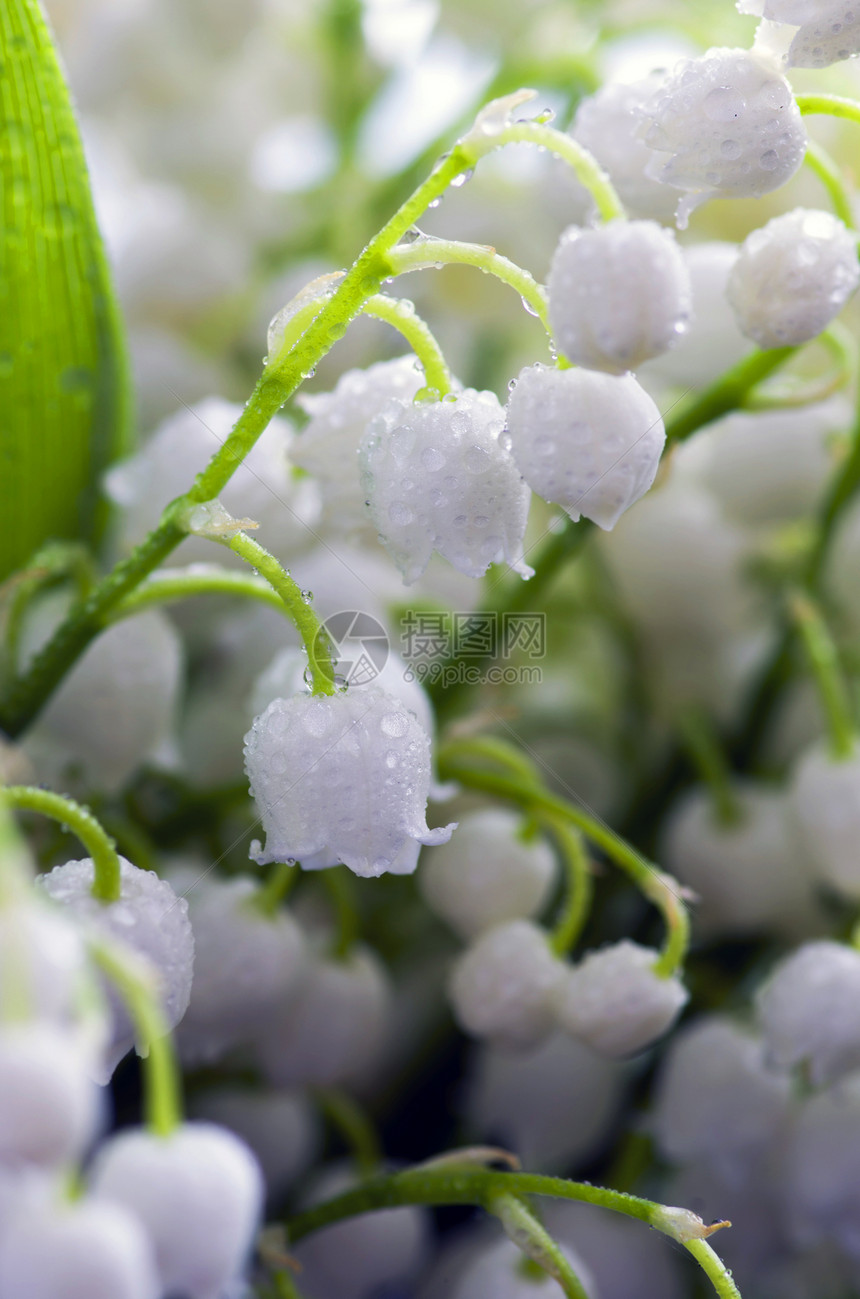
<box><xmin>90</xmin><ymin>1122</ymin><xmax>263</xmax><ymax>1299</ymax></box>
<box><xmin>419</xmin><ymin>808</ymin><xmax>557</xmax><ymax>940</ymax></box>
<box><xmin>637</xmin><ymin>47</ymin><xmax>807</xmax><ymax>225</ymax></box>
<box><xmin>506</xmin><ymin>364</ymin><xmax>665</xmax><ymax>530</ymax></box>
<box><xmin>359</xmin><ymin>389</ymin><xmax>532</xmax><ymax>584</ymax></box>
<box><xmin>755</xmin><ymin>940</ymin><xmax>860</xmax><ymax>1084</ymax></box>
<box><xmin>790</xmin><ymin>743</ymin><xmax>860</xmax><ymax>898</ymax></box>
<box><xmin>449</xmin><ymin>919</ymin><xmax>564</xmax><ymax>1050</ymax></box>
<box><xmin>39</xmin><ymin>856</ymin><xmax>195</xmax><ymax>1081</ymax></box>
<box><xmin>726</xmin><ymin>208</ymin><xmax>860</xmax><ymax>348</ymax></box>
<box><xmin>244</xmin><ymin>686</ymin><xmax>455</xmax><ymax>877</ymax></box>
<box><xmin>557</xmin><ymin>941</ymin><xmax>688</xmax><ymax>1057</ymax></box>
<box><xmin>739</xmin><ymin>0</ymin><xmax>860</xmax><ymax>68</ymax></box>
<box><xmin>547</xmin><ymin>220</ymin><xmax>692</xmax><ymax>374</ymax></box>
<box><xmin>291</xmin><ymin>356</ymin><xmax>427</xmax><ymax>537</ymax></box>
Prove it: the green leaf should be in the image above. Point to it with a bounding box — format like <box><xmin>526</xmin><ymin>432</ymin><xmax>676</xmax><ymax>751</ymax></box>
<box><xmin>0</xmin><ymin>0</ymin><xmax>131</xmax><ymax>584</ymax></box>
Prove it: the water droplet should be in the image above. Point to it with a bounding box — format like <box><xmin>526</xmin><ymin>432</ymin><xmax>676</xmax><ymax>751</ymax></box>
<box><xmin>421</xmin><ymin>447</ymin><xmax>445</xmax><ymax>471</ymax></box>
<box><xmin>507</xmin><ymin>378</ymin><xmax>518</xmax><ymax>392</ymax></box>
<box><xmin>301</xmin><ymin>589</ymin><xmax>313</xmax><ymax>604</ymax></box>
<box><xmin>759</xmin><ymin>149</ymin><xmax>779</xmax><ymax>171</ymax></box>
<box><xmin>464</xmin><ymin>446</ymin><xmax>490</xmax><ymax>474</ymax></box>
<box><xmin>703</xmin><ymin>86</ymin><xmax>745</xmax><ymax>122</ymax></box>
<box><xmin>381</xmin><ymin>712</ymin><xmax>409</xmax><ymax>738</ymax></box>
<box><xmin>450</xmin><ymin>168</ymin><xmax>475</xmax><ymax>187</ymax></box>
<box><xmin>388</xmin><ymin>501</ymin><xmax>414</xmax><ymax>526</ymax></box>
<box><xmin>720</xmin><ymin>139</ymin><xmax>742</xmax><ymax>160</ymax></box>
<box><xmin>520</xmin><ymin>296</ymin><xmax>539</xmax><ymax>317</ymax></box>
<box><xmin>401</xmin><ymin>226</ymin><xmax>425</xmax><ymax>244</ymax></box>
<box><xmin>428</xmin><ymin>196</ymin><xmax>442</xmax><ymax>209</ymax></box>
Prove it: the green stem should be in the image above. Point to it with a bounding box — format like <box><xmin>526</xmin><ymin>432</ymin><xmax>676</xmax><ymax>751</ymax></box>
<box><xmin>109</xmin><ymin>566</ymin><xmax>288</xmax><ymax>624</ymax></box>
<box><xmin>664</xmin><ymin>347</ymin><xmax>798</xmax><ymax>443</ymax></box>
<box><xmin>359</xmin><ymin>295</ymin><xmax>453</xmax><ymax>397</ymax></box>
<box><xmin>675</xmin><ymin>710</ymin><xmax>742</xmax><ymax>828</ymax></box>
<box><xmin>546</xmin><ymin>817</ymin><xmax>593</xmax><ymax>958</ymax></box>
<box><xmin>804</xmin><ymin>140</ymin><xmax>856</xmax><ymax>228</ymax></box>
<box><xmin>89</xmin><ymin>938</ymin><xmax>182</xmax><ymax>1137</ymax></box>
<box><xmin>285</xmin><ymin>1165</ymin><xmax>738</xmax><ymax>1299</ymax></box>
<box><xmin>253</xmin><ymin>861</ymin><xmax>299</xmax><ymax>918</ymax></box>
<box><xmin>809</xmin><ymin>402</ymin><xmax>860</xmax><ymax>583</ymax></box>
<box><xmin>222</xmin><ymin>533</ymin><xmax>335</xmax><ymax>697</ymax></box>
<box><xmin>742</xmin><ymin>323</ymin><xmax>857</xmax><ymax>410</ymax></box>
<box><xmin>797</xmin><ymin>93</ymin><xmax>860</xmax><ymax>126</ymax></box>
<box><xmin>2</xmin><ymin>785</ymin><xmax>121</xmax><ymax>902</ymax></box>
<box><xmin>388</xmin><ymin>238</ymin><xmax>551</xmax><ymax>340</ymax></box>
<box><xmin>789</xmin><ymin>591</ymin><xmax>856</xmax><ymax>761</ymax></box>
<box><xmin>438</xmin><ymin>743</ymin><xmax>689</xmax><ymax>977</ymax></box>
<box><xmin>491</xmin><ymin>1193</ymin><xmax>591</xmax><ymax>1299</ymax></box>
<box><xmin>322</xmin><ymin>866</ymin><xmax>360</xmax><ymax>959</ymax></box>
<box><xmin>313</xmin><ymin>1087</ymin><xmax>381</xmax><ymax>1177</ymax></box>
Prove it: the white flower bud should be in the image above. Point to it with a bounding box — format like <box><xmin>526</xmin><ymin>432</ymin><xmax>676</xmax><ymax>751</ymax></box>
<box><xmin>0</xmin><ymin>900</ymin><xmax>88</xmax><ymax>1027</ymax></box>
<box><xmin>650</xmin><ymin>1017</ymin><xmax>792</xmax><ymax>1177</ymax></box>
<box><xmin>292</xmin><ymin>356</ymin><xmax>427</xmax><ymax>537</ymax></box>
<box><xmin>449</xmin><ymin>920</ymin><xmax>564</xmax><ymax>1050</ymax></box>
<box><xmin>89</xmin><ymin>1122</ymin><xmax>263</xmax><ymax>1299</ymax></box>
<box><xmin>783</xmin><ymin>1074</ymin><xmax>860</xmax><ymax>1255</ymax></box>
<box><xmin>255</xmin><ymin>947</ymin><xmax>392</xmax><ymax>1088</ymax></box>
<box><xmin>727</xmin><ymin>209</ymin><xmax>860</xmax><ymax>349</ymax></box>
<box><xmin>790</xmin><ymin>743</ymin><xmax>860</xmax><ymax>898</ymax></box>
<box><xmin>547</xmin><ymin>220</ymin><xmax>692</xmax><ymax>374</ymax></box>
<box><xmin>177</xmin><ymin>876</ymin><xmax>305</xmax><ymax>1066</ymax></box>
<box><xmin>419</xmin><ymin>808</ymin><xmax>557</xmax><ymax>940</ymax></box>
<box><xmin>359</xmin><ymin>389</ymin><xmax>532</xmax><ymax>583</ymax></box>
<box><xmin>190</xmin><ymin>1087</ymin><xmax>319</xmax><ymax>1203</ymax></box>
<box><xmin>570</xmin><ymin>75</ymin><xmax>679</xmax><ymax>222</ymax></box>
<box><xmin>637</xmin><ymin>48</ymin><xmax>806</xmax><ymax>226</ymax></box>
<box><xmin>755</xmin><ymin>940</ymin><xmax>860</xmax><ymax>1084</ymax></box>
<box><xmin>0</xmin><ymin>1023</ymin><xmax>102</xmax><ymax>1171</ymax></box>
<box><xmin>244</xmin><ymin>686</ymin><xmax>455</xmax><ymax>878</ymax></box>
<box><xmin>0</xmin><ymin>1199</ymin><xmax>160</xmax><ymax>1299</ymax></box>
<box><xmin>739</xmin><ymin>1</ymin><xmax>860</xmax><ymax>69</ymax></box>
<box><xmin>452</xmin><ymin>1237</ymin><xmax>599</xmax><ymax>1299</ymax></box>
<box><xmin>22</xmin><ymin>612</ymin><xmax>183</xmax><ymax>795</ymax></box>
<box><xmin>506</xmin><ymin>364</ymin><xmax>665</xmax><ymax>530</ymax></box>
<box><xmin>660</xmin><ymin>783</ymin><xmax>819</xmax><ymax>938</ymax></box>
<box><xmin>39</xmin><ymin>857</ymin><xmax>195</xmax><ymax>1081</ymax></box>
<box><xmin>557</xmin><ymin>941</ymin><xmax>687</xmax><ymax>1058</ymax></box>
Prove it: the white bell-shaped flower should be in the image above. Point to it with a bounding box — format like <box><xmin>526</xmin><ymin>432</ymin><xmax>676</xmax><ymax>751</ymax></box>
<box><xmin>244</xmin><ymin>686</ymin><xmax>455</xmax><ymax>877</ymax></box>
<box><xmin>783</xmin><ymin>1075</ymin><xmax>860</xmax><ymax>1257</ymax></box>
<box><xmin>650</xmin><ymin>1017</ymin><xmax>792</xmax><ymax>1178</ymax></box>
<box><xmin>557</xmin><ymin>941</ymin><xmax>688</xmax><ymax>1058</ymax></box>
<box><xmin>39</xmin><ymin>856</ymin><xmax>195</xmax><ymax>1081</ymax></box>
<box><xmin>190</xmin><ymin>1087</ymin><xmax>319</xmax><ymax>1204</ymax></box>
<box><xmin>177</xmin><ymin>876</ymin><xmax>305</xmax><ymax>1066</ymax></box>
<box><xmin>637</xmin><ymin>48</ymin><xmax>807</xmax><ymax>226</ymax></box>
<box><xmin>790</xmin><ymin>743</ymin><xmax>860</xmax><ymax>899</ymax></box>
<box><xmin>0</xmin><ymin>1198</ymin><xmax>160</xmax><ymax>1299</ymax></box>
<box><xmin>359</xmin><ymin>389</ymin><xmax>532</xmax><ymax>584</ymax></box>
<box><xmin>292</xmin><ymin>356</ymin><xmax>427</xmax><ymax>537</ymax></box>
<box><xmin>727</xmin><ymin>208</ymin><xmax>860</xmax><ymax>349</ymax></box>
<box><xmin>89</xmin><ymin>1122</ymin><xmax>263</xmax><ymax>1299</ymax></box>
<box><xmin>0</xmin><ymin>899</ymin><xmax>89</xmax><ymax>1027</ymax></box>
<box><xmin>449</xmin><ymin>919</ymin><xmax>565</xmax><ymax>1050</ymax></box>
<box><xmin>739</xmin><ymin>1</ymin><xmax>860</xmax><ymax>68</ymax></box>
<box><xmin>755</xmin><ymin>940</ymin><xmax>860</xmax><ymax>1084</ymax></box>
<box><xmin>547</xmin><ymin>220</ymin><xmax>692</xmax><ymax>374</ymax></box>
<box><xmin>506</xmin><ymin>364</ymin><xmax>665</xmax><ymax>530</ymax></box>
<box><xmin>255</xmin><ymin>946</ymin><xmax>391</xmax><ymax>1088</ymax></box>
<box><xmin>0</xmin><ymin>1022</ymin><xmax>102</xmax><ymax>1171</ymax></box>
<box><xmin>419</xmin><ymin>808</ymin><xmax>557</xmax><ymax>940</ymax></box>
<box><xmin>570</xmin><ymin>75</ymin><xmax>679</xmax><ymax>222</ymax></box>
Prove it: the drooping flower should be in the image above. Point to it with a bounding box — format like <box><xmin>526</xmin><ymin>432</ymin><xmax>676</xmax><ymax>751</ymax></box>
<box><xmin>556</xmin><ymin>941</ymin><xmax>688</xmax><ymax>1057</ymax></box>
<box><xmin>449</xmin><ymin>919</ymin><xmax>564</xmax><ymax>1049</ymax></box>
<box><xmin>739</xmin><ymin>0</ymin><xmax>860</xmax><ymax>69</ymax></box>
<box><xmin>244</xmin><ymin>686</ymin><xmax>455</xmax><ymax>877</ymax></box>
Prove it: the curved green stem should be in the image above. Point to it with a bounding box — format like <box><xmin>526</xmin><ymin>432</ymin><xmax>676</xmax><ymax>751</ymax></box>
<box><xmin>285</xmin><ymin>1165</ymin><xmax>738</xmax><ymax>1298</ymax></box>
<box><xmin>546</xmin><ymin>817</ymin><xmax>592</xmax><ymax>958</ymax></box>
<box><xmin>89</xmin><ymin>938</ymin><xmax>182</xmax><ymax>1137</ymax></box>
<box><xmin>491</xmin><ymin>1193</ymin><xmax>591</xmax><ymax>1299</ymax></box>
<box><xmin>388</xmin><ymin>238</ymin><xmax>551</xmax><ymax>340</ymax></box>
<box><xmin>109</xmin><ymin>565</ymin><xmax>289</xmax><ymax>624</ymax></box>
<box><xmin>675</xmin><ymin>710</ymin><xmax>742</xmax><ymax>828</ymax></box>
<box><xmin>804</xmin><ymin>140</ymin><xmax>856</xmax><ymax>228</ymax></box>
<box><xmin>742</xmin><ymin>323</ymin><xmax>857</xmax><ymax>410</ymax></box>
<box><xmin>359</xmin><ymin>295</ymin><xmax>453</xmax><ymax>397</ymax></box>
<box><xmin>789</xmin><ymin>591</ymin><xmax>856</xmax><ymax>761</ymax></box>
<box><xmin>313</xmin><ymin>1087</ymin><xmax>381</xmax><ymax>1177</ymax></box>
<box><xmin>3</xmin><ymin>785</ymin><xmax>121</xmax><ymax>902</ymax></box>
<box><xmin>222</xmin><ymin>533</ymin><xmax>335</xmax><ymax>697</ymax></box>
<box><xmin>797</xmin><ymin>93</ymin><xmax>860</xmax><ymax>126</ymax></box>
<box><xmin>665</xmin><ymin>346</ymin><xmax>798</xmax><ymax>443</ymax></box>
<box><xmin>438</xmin><ymin>741</ymin><xmax>689</xmax><ymax>977</ymax></box>
<box><xmin>253</xmin><ymin>861</ymin><xmax>299</xmax><ymax>918</ymax></box>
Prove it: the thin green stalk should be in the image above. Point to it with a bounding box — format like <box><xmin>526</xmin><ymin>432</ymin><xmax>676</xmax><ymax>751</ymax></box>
<box><xmin>675</xmin><ymin>710</ymin><xmax>742</xmax><ymax>828</ymax></box>
<box><xmin>89</xmin><ymin>939</ymin><xmax>182</xmax><ymax>1137</ymax></box>
<box><xmin>110</xmin><ymin>565</ymin><xmax>288</xmax><ymax>624</ymax></box>
<box><xmin>804</xmin><ymin>139</ymin><xmax>856</xmax><ymax>228</ymax></box>
<box><xmin>438</xmin><ymin>746</ymin><xmax>689</xmax><ymax>977</ymax></box>
<box><xmin>322</xmin><ymin>866</ymin><xmax>360</xmax><ymax>960</ymax></box>
<box><xmin>789</xmin><ymin>591</ymin><xmax>856</xmax><ymax>760</ymax></box>
<box><xmin>388</xmin><ymin>238</ymin><xmax>551</xmax><ymax>340</ymax></box>
<box><xmin>797</xmin><ymin>93</ymin><xmax>860</xmax><ymax>126</ymax></box>
<box><xmin>665</xmin><ymin>347</ymin><xmax>798</xmax><ymax>443</ymax></box>
<box><xmin>359</xmin><ymin>295</ymin><xmax>453</xmax><ymax>397</ymax></box>
<box><xmin>253</xmin><ymin>861</ymin><xmax>299</xmax><ymax>918</ymax></box>
<box><xmin>313</xmin><ymin>1087</ymin><xmax>381</xmax><ymax>1177</ymax></box>
<box><xmin>546</xmin><ymin>817</ymin><xmax>593</xmax><ymax>958</ymax></box>
<box><xmin>2</xmin><ymin>785</ymin><xmax>121</xmax><ymax>902</ymax></box>
<box><xmin>743</xmin><ymin>323</ymin><xmax>856</xmax><ymax>410</ymax></box>
<box><xmin>491</xmin><ymin>1193</ymin><xmax>591</xmax><ymax>1299</ymax></box>
<box><xmin>223</xmin><ymin>533</ymin><xmax>335</xmax><ymax>697</ymax></box>
<box><xmin>285</xmin><ymin>1165</ymin><xmax>738</xmax><ymax>1298</ymax></box>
